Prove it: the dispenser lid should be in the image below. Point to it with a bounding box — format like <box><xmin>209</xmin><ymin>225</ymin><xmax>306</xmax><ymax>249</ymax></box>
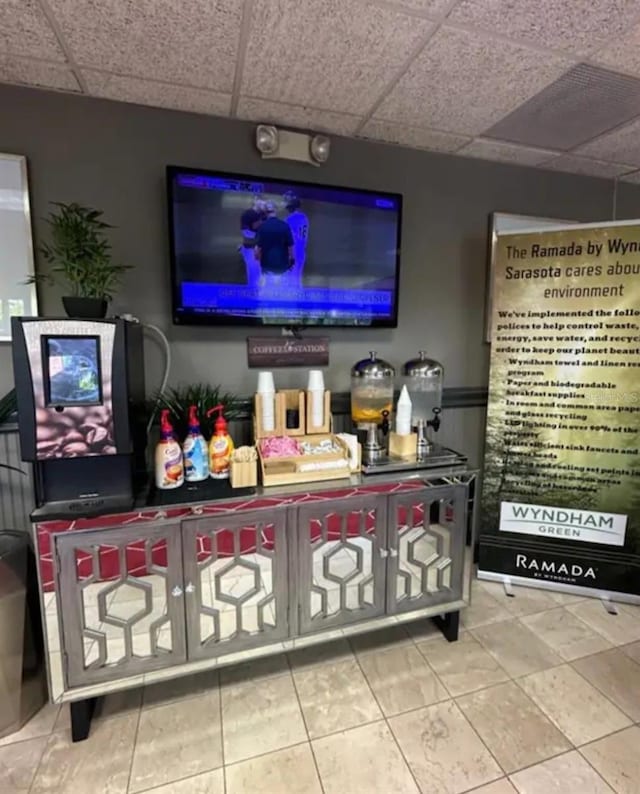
<box><xmin>402</xmin><ymin>351</ymin><xmax>444</xmax><ymax>377</ymax></box>
<box><xmin>351</xmin><ymin>351</ymin><xmax>395</xmax><ymax>379</ymax></box>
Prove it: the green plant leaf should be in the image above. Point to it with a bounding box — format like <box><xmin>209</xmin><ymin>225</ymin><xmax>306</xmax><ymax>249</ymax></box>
<box><xmin>34</xmin><ymin>202</ymin><xmax>130</xmax><ymax>301</ymax></box>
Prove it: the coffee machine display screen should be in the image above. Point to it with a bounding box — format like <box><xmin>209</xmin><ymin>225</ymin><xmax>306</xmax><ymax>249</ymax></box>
<box><xmin>45</xmin><ymin>336</ymin><xmax>102</xmax><ymax>406</ymax></box>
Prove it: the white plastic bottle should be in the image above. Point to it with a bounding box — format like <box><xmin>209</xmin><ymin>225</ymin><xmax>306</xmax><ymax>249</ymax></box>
<box><xmin>155</xmin><ymin>410</ymin><xmax>184</xmax><ymax>489</ymax></box>
<box><xmin>395</xmin><ymin>385</ymin><xmax>413</xmax><ymax>436</ymax></box>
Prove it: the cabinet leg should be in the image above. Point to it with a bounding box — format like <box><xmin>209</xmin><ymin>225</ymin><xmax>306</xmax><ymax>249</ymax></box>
<box><xmin>432</xmin><ymin>610</ymin><xmax>460</xmax><ymax>643</ymax></box>
<box><xmin>70</xmin><ymin>697</ymin><xmax>98</xmax><ymax>742</ymax></box>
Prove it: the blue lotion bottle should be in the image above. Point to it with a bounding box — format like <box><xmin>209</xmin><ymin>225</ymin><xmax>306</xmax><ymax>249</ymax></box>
<box><xmin>182</xmin><ymin>405</ymin><xmax>209</xmax><ymax>482</ymax></box>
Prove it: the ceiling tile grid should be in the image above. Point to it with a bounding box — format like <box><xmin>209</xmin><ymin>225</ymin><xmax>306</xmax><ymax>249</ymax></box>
<box><xmin>577</xmin><ymin>116</ymin><xmax>640</xmax><ymax>165</ymax></box>
<box><xmin>373</xmin><ymin>26</ymin><xmax>575</xmax><ymax>134</ymax></box>
<box><xmin>47</xmin><ymin>0</ymin><xmax>245</xmax><ymax>91</ymax></box>
<box><xmin>83</xmin><ymin>70</ymin><xmax>232</xmax><ymax>116</ymax></box>
<box><xmin>0</xmin><ymin>54</ymin><xmax>79</xmax><ymax>91</ymax></box>
<box><xmin>0</xmin><ymin>0</ymin><xmax>64</xmax><ymax>60</ymax></box>
<box><xmin>236</xmin><ymin>96</ymin><xmax>362</xmax><ymax>136</ymax></box>
<box><xmin>457</xmin><ymin>138</ymin><xmax>557</xmax><ymax>166</ymax></box>
<box><xmin>593</xmin><ymin>21</ymin><xmax>640</xmax><ymax>77</ymax></box>
<box><xmin>358</xmin><ymin>118</ymin><xmax>470</xmax><ymax>151</ymax></box>
<box><xmin>240</xmin><ymin>0</ymin><xmax>433</xmax><ymax>114</ymax></box>
<box><xmin>448</xmin><ymin>0</ymin><xmax>640</xmax><ymax>57</ymax></box>
<box><xmin>3</xmin><ymin>0</ymin><xmax>640</xmax><ymax>180</ymax></box>
<box><xmin>542</xmin><ymin>154</ymin><xmax>637</xmax><ymax>178</ymax></box>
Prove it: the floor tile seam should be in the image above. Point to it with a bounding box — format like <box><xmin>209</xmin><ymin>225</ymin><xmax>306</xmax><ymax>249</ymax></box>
<box><xmin>513</xmin><ymin>610</ymin><xmax>578</xmax><ymax>660</ymax></box>
<box><xmin>510</xmin><ymin>671</ymin><xmax>619</xmax><ymax>750</ymax></box>
<box><xmin>566</xmin><ymin>654</ymin><xmax>640</xmax><ymax>724</ymax></box>
<box><xmin>271</xmin><ymin>651</ymin><xmax>327</xmax><ymax>794</ymax></box>
<box><xmin>223</xmin><ymin>737</ymin><xmax>318</xmax><ymax>780</ymax></box>
<box><xmin>446</xmin><ymin>695</ymin><xmax>509</xmax><ymax>779</ymax></box>
<box><xmin>411</xmin><ymin>640</ymin><xmax>458</xmax><ymax>700</ymax></box>
<box><xmin>564</xmin><ymin>604</ymin><xmax>629</xmax><ymax>645</ymax></box>
<box><xmin>287</xmin><ymin>671</ymin><xmax>328</xmax><ymax>794</ymax></box>
<box><xmin>414</xmin><ymin>635</ymin><xmax>514</xmax><ymax>695</ymax></box>
<box><xmin>349</xmin><ymin>645</ymin><xmax>428</xmax><ymax>794</ymax></box>
<box><xmin>216</xmin><ymin>675</ymin><xmax>227</xmax><ymax>794</ymax></box>
<box><xmin>469</xmin><ymin>621</ymin><xmax>568</xmax><ymax>676</ymax></box>
<box><xmin>572</xmin><ymin>744</ymin><xmax>621</xmax><ymax>794</ymax></box>
<box><xmin>141</xmin><ymin>679</ymin><xmax>225</xmax><ymax>711</ymax></box>
<box><xmin>131</xmin><ymin>766</ymin><xmax>225</xmax><ymax>794</ymax></box>
<box><xmin>125</xmin><ymin>702</ymin><xmax>144</xmax><ymax>794</ymax></box>
<box><xmin>23</xmin><ymin>731</ymin><xmax>49</xmax><ymax>794</ymax></box>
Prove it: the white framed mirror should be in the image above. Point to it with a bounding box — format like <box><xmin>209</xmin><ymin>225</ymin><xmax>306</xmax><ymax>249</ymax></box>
<box><xmin>0</xmin><ymin>153</ymin><xmax>39</xmax><ymax>342</ymax></box>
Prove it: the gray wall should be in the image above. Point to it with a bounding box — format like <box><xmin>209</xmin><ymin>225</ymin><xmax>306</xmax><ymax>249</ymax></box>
<box><xmin>1</xmin><ymin>83</ymin><xmax>639</xmax><ymax>404</ymax></box>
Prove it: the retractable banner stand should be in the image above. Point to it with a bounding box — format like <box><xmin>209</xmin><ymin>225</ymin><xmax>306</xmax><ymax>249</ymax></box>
<box><xmin>479</xmin><ymin>219</ymin><xmax>640</xmax><ymax>601</ymax></box>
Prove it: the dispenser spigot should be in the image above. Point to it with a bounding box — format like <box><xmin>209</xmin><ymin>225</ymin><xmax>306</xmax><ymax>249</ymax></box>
<box><xmin>381</xmin><ymin>409</ymin><xmax>390</xmax><ymax>436</ymax></box>
<box><xmin>427</xmin><ymin>406</ymin><xmax>441</xmax><ymax>433</ymax></box>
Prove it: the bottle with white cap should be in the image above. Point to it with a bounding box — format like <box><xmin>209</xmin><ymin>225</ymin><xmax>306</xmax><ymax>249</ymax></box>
<box><xmin>395</xmin><ymin>385</ymin><xmax>413</xmax><ymax>436</ymax></box>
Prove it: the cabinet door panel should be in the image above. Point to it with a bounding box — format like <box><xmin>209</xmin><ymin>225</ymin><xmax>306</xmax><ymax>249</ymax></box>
<box><xmin>182</xmin><ymin>509</ymin><xmax>288</xmax><ymax>660</ymax></box>
<box><xmin>388</xmin><ymin>486</ymin><xmax>466</xmax><ymax>615</ymax></box>
<box><xmin>55</xmin><ymin>523</ymin><xmax>186</xmax><ymax>688</ymax></box>
<box><xmin>296</xmin><ymin>496</ymin><xmax>387</xmax><ymax>634</ymax></box>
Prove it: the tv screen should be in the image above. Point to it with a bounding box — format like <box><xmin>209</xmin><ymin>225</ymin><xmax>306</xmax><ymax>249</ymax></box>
<box><xmin>167</xmin><ymin>166</ymin><xmax>402</xmax><ymax>327</ymax></box>
<box><xmin>44</xmin><ymin>336</ymin><xmax>102</xmax><ymax>406</ymax></box>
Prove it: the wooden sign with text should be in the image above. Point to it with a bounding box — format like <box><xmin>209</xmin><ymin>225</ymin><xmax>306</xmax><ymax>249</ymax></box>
<box><xmin>247</xmin><ymin>337</ymin><xmax>330</xmax><ymax>368</ymax></box>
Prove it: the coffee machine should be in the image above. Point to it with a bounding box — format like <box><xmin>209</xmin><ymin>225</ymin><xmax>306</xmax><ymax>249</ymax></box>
<box><xmin>12</xmin><ymin>317</ymin><xmax>146</xmax><ymax>518</ymax></box>
<box><xmin>350</xmin><ymin>352</ymin><xmax>395</xmax><ymax>465</ymax></box>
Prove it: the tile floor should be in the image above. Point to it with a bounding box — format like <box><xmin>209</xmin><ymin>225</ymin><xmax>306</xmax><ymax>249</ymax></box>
<box><xmin>2</xmin><ymin>578</ymin><xmax>640</xmax><ymax>793</ymax></box>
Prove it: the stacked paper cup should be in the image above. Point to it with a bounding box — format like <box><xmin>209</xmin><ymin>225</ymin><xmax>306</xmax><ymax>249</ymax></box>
<box><xmin>257</xmin><ymin>371</ymin><xmax>276</xmax><ymax>431</ymax></box>
<box><xmin>308</xmin><ymin>370</ymin><xmax>325</xmax><ymax>429</ymax></box>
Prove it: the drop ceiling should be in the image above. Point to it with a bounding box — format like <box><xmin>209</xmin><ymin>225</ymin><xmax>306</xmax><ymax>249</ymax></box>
<box><xmin>4</xmin><ymin>0</ymin><xmax>640</xmax><ymax>181</ymax></box>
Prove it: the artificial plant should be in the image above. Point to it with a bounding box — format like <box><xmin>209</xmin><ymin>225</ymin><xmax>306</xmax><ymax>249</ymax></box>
<box><xmin>148</xmin><ymin>383</ymin><xmax>242</xmax><ymax>440</ymax></box>
<box><xmin>30</xmin><ymin>202</ymin><xmax>130</xmax><ymax>300</ymax></box>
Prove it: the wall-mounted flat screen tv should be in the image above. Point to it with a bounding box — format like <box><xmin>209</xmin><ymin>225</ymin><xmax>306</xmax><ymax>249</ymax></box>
<box><xmin>167</xmin><ymin>166</ymin><xmax>402</xmax><ymax>327</ymax></box>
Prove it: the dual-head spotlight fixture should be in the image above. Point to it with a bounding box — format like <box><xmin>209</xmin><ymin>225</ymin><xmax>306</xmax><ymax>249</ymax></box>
<box><xmin>255</xmin><ymin>124</ymin><xmax>331</xmax><ymax>166</ymax></box>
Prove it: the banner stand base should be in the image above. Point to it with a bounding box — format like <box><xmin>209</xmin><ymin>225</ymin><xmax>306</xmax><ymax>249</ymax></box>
<box><xmin>477</xmin><ymin>570</ymin><xmax>640</xmax><ymax>607</ymax></box>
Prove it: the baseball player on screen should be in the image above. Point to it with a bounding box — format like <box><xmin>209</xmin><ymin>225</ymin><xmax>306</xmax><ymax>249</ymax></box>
<box><xmin>283</xmin><ymin>191</ymin><xmax>309</xmax><ymax>286</ymax></box>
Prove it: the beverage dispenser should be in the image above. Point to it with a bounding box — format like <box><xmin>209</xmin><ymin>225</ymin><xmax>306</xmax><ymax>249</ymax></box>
<box><xmin>350</xmin><ymin>352</ymin><xmax>395</xmax><ymax>464</ymax></box>
<box><xmin>11</xmin><ymin>317</ymin><xmax>146</xmax><ymax>518</ymax></box>
<box><xmin>402</xmin><ymin>351</ymin><xmax>443</xmax><ymax>457</ymax></box>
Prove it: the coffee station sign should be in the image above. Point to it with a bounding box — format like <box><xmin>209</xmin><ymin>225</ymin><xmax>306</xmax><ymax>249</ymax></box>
<box><xmin>247</xmin><ymin>337</ymin><xmax>330</xmax><ymax>368</ymax></box>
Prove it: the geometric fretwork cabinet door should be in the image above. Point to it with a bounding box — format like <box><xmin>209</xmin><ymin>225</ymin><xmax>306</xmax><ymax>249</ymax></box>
<box><xmin>295</xmin><ymin>495</ymin><xmax>387</xmax><ymax>635</ymax></box>
<box><xmin>55</xmin><ymin>522</ymin><xmax>187</xmax><ymax>687</ymax></box>
<box><xmin>387</xmin><ymin>486</ymin><xmax>466</xmax><ymax>616</ymax></box>
<box><xmin>181</xmin><ymin>508</ymin><xmax>289</xmax><ymax>661</ymax></box>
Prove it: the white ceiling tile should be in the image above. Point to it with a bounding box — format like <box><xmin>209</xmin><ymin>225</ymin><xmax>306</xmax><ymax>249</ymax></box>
<box><xmin>0</xmin><ymin>55</ymin><xmax>79</xmax><ymax>91</ymax></box>
<box><xmin>83</xmin><ymin>71</ymin><xmax>231</xmax><ymax>116</ymax></box>
<box><xmin>375</xmin><ymin>26</ymin><xmax>573</xmax><ymax>135</ymax></box>
<box><xmin>542</xmin><ymin>155</ymin><xmax>635</xmax><ymax>178</ymax></box>
<box><xmin>620</xmin><ymin>168</ymin><xmax>640</xmax><ymax>182</ymax></box>
<box><xmin>448</xmin><ymin>0</ymin><xmax>640</xmax><ymax>57</ymax></box>
<box><xmin>360</xmin><ymin>119</ymin><xmax>470</xmax><ymax>151</ymax></box>
<box><xmin>241</xmin><ymin>0</ymin><xmax>433</xmax><ymax>115</ymax></box>
<box><xmin>576</xmin><ymin>117</ymin><xmax>640</xmax><ymax>166</ymax></box>
<box><xmin>459</xmin><ymin>138</ymin><xmax>557</xmax><ymax>165</ymax></box>
<box><xmin>379</xmin><ymin>0</ymin><xmax>453</xmax><ymax>14</ymax></box>
<box><xmin>237</xmin><ymin>97</ymin><xmax>361</xmax><ymax>136</ymax></box>
<box><xmin>594</xmin><ymin>23</ymin><xmax>640</xmax><ymax>78</ymax></box>
<box><xmin>48</xmin><ymin>0</ymin><xmax>244</xmax><ymax>91</ymax></box>
<box><xmin>0</xmin><ymin>0</ymin><xmax>64</xmax><ymax>60</ymax></box>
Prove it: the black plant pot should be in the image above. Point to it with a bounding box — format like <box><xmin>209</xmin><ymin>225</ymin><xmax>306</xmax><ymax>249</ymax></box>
<box><xmin>62</xmin><ymin>296</ymin><xmax>108</xmax><ymax>319</ymax></box>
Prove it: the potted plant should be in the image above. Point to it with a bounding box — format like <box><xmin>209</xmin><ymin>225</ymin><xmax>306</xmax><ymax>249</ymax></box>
<box><xmin>31</xmin><ymin>202</ymin><xmax>131</xmax><ymax>319</ymax></box>
<box><xmin>0</xmin><ymin>389</ymin><xmax>25</xmax><ymax>476</ymax></box>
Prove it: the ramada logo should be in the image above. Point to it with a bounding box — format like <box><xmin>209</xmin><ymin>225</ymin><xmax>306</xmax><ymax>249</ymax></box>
<box><xmin>515</xmin><ymin>554</ymin><xmax>596</xmax><ymax>580</ymax></box>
